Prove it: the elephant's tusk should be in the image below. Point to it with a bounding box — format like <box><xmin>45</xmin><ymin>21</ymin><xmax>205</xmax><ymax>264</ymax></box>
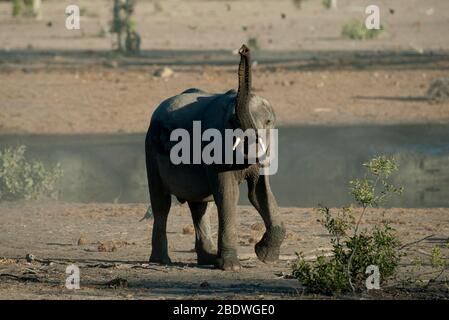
<box><xmin>233</xmin><ymin>137</ymin><xmax>242</xmax><ymax>150</ymax></box>
<box><xmin>258</xmin><ymin>138</ymin><xmax>267</xmax><ymax>154</ymax></box>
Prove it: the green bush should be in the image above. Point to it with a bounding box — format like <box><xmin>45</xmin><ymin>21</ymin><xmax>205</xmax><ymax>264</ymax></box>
<box><xmin>247</xmin><ymin>37</ymin><xmax>260</xmax><ymax>51</ymax></box>
<box><xmin>12</xmin><ymin>0</ymin><xmax>22</xmax><ymax>17</ymax></box>
<box><xmin>342</xmin><ymin>20</ymin><xmax>384</xmax><ymax>40</ymax></box>
<box><xmin>0</xmin><ymin>145</ymin><xmax>62</xmax><ymax>201</ymax></box>
<box><xmin>111</xmin><ymin>0</ymin><xmax>140</xmax><ymax>54</ymax></box>
<box><xmin>292</xmin><ymin>156</ymin><xmax>403</xmax><ymax>294</ymax></box>
<box><xmin>322</xmin><ymin>0</ymin><xmax>332</xmax><ymax>9</ymax></box>
<box><xmin>12</xmin><ymin>0</ymin><xmax>38</xmax><ymax>18</ymax></box>
<box><xmin>291</xmin><ymin>0</ymin><xmax>307</xmax><ymax>9</ymax></box>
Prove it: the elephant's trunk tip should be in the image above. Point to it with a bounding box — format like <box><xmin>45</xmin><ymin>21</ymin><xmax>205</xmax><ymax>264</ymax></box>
<box><xmin>239</xmin><ymin>44</ymin><xmax>250</xmax><ymax>56</ymax></box>
<box><xmin>236</xmin><ymin>43</ymin><xmax>254</xmax><ymax>130</ymax></box>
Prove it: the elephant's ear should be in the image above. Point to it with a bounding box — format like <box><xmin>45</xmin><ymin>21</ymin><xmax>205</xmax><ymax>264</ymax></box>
<box><xmin>235</xmin><ymin>44</ymin><xmax>256</xmax><ymax>130</ymax></box>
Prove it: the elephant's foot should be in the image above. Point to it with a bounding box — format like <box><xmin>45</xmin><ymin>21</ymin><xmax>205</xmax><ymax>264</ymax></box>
<box><xmin>149</xmin><ymin>252</ymin><xmax>172</xmax><ymax>265</ymax></box>
<box><xmin>195</xmin><ymin>239</ymin><xmax>217</xmax><ymax>265</ymax></box>
<box><xmin>215</xmin><ymin>252</ymin><xmax>241</xmax><ymax>271</ymax></box>
<box><xmin>255</xmin><ymin>224</ymin><xmax>286</xmax><ymax>263</ymax></box>
<box><xmin>197</xmin><ymin>251</ymin><xmax>217</xmax><ymax>266</ymax></box>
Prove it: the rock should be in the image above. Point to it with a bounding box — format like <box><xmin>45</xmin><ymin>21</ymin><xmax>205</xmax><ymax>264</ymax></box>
<box><xmin>153</xmin><ymin>67</ymin><xmax>174</xmax><ymax>78</ymax></box>
<box><xmin>427</xmin><ymin>77</ymin><xmax>449</xmax><ymax>102</ymax></box>
<box><xmin>98</xmin><ymin>241</ymin><xmax>117</xmax><ymax>252</ymax></box>
<box><xmin>77</xmin><ymin>236</ymin><xmax>88</xmax><ymax>246</ymax></box>
<box><xmin>250</xmin><ymin>222</ymin><xmax>265</xmax><ymax>231</ymax></box>
<box><xmin>200</xmin><ymin>281</ymin><xmax>210</xmax><ymax>288</ymax></box>
<box><xmin>103</xmin><ymin>60</ymin><xmax>118</xmax><ymax>69</ymax></box>
<box><xmin>281</xmin><ymin>80</ymin><xmax>294</xmax><ymax>87</ymax></box>
<box><xmin>249</xmin><ymin>234</ymin><xmax>263</xmax><ymax>244</ymax></box>
<box><xmin>105</xmin><ymin>277</ymin><xmax>128</xmax><ymax>288</ymax></box>
<box><xmin>182</xmin><ymin>224</ymin><xmax>195</xmax><ymax>235</ymax></box>
<box><xmin>25</xmin><ymin>253</ymin><xmax>35</xmax><ymax>263</ymax></box>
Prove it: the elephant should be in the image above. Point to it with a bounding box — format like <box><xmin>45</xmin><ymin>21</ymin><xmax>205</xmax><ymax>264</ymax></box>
<box><xmin>145</xmin><ymin>44</ymin><xmax>285</xmax><ymax>271</ymax></box>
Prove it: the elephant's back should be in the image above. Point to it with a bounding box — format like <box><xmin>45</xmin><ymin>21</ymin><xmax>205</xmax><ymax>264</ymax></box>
<box><xmin>151</xmin><ymin>90</ymin><xmax>213</xmax><ymax>129</ymax></box>
<box><xmin>151</xmin><ymin>89</ymin><xmax>236</xmax><ymax>130</ymax></box>
<box><xmin>147</xmin><ymin>89</ymin><xmax>236</xmax><ymax>153</ymax></box>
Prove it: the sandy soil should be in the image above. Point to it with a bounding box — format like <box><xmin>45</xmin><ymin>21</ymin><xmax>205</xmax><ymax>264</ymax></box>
<box><xmin>1</xmin><ymin>0</ymin><xmax>449</xmax><ymax>134</ymax></box>
<box><xmin>1</xmin><ymin>67</ymin><xmax>449</xmax><ymax>134</ymax></box>
<box><xmin>0</xmin><ymin>203</ymin><xmax>448</xmax><ymax>299</ymax></box>
<box><xmin>1</xmin><ymin>0</ymin><xmax>449</xmax><ymax>52</ymax></box>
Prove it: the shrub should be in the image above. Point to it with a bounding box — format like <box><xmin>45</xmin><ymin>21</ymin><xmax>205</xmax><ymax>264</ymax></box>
<box><xmin>12</xmin><ymin>0</ymin><xmax>39</xmax><ymax>18</ymax></box>
<box><xmin>430</xmin><ymin>246</ymin><xmax>447</xmax><ymax>269</ymax></box>
<box><xmin>247</xmin><ymin>37</ymin><xmax>260</xmax><ymax>51</ymax></box>
<box><xmin>292</xmin><ymin>156</ymin><xmax>403</xmax><ymax>294</ymax></box>
<box><xmin>427</xmin><ymin>77</ymin><xmax>449</xmax><ymax>103</ymax></box>
<box><xmin>322</xmin><ymin>0</ymin><xmax>332</xmax><ymax>9</ymax></box>
<box><xmin>291</xmin><ymin>0</ymin><xmax>307</xmax><ymax>9</ymax></box>
<box><xmin>342</xmin><ymin>20</ymin><xmax>384</xmax><ymax>40</ymax></box>
<box><xmin>111</xmin><ymin>0</ymin><xmax>140</xmax><ymax>54</ymax></box>
<box><xmin>12</xmin><ymin>0</ymin><xmax>22</xmax><ymax>17</ymax></box>
<box><xmin>0</xmin><ymin>145</ymin><xmax>62</xmax><ymax>201</ymax></box>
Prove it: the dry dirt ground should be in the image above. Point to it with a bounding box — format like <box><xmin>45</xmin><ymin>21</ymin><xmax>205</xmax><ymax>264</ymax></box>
<box><xmin>1</xmin><ymin>0</ymin><xmax>449</xmax><ymax>133</ymax></box>
<box><xmin>1</xmin><ymin>67</ymin><xmax>449</xmax><ymax>134</ymax></box>
<box><xmin>0</xmin><ymin>203</ymin><xmax>448</xmax><ymax>299</ymax></box>
<box><xmin>1</xmin><ymin>0</ymin><xmax>449</xmax><ymax>52</ymax></box>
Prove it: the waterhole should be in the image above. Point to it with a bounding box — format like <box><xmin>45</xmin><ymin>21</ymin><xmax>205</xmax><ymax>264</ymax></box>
<box><xmin>1</xmin><ymin>124</ymin><xmax>448</xmax><ymax>208</ymax></box>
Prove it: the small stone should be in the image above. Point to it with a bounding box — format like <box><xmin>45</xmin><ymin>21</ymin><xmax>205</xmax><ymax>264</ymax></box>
<box><xmin>427</xmin><ymin>77</ymin><xmax>449</xmax><ymax>102</ymax></box>
<box><xmin>26</xmin><ymin>253</ymin><xmax>35</xmax><ymax>263</ymax></box>
<box><xmin>77</xmin><ymin>236</ymin><xmax>88</xmax><ymax>246</ymax></box>
<box><xmin>153</xmin><ymin>67</ymin><xmax>174</xmax><ymax>78</ymax></box>
<box><xmin>106</xmin><ymin>277</ymin><xmax>128</xmax><ymax>288</ymax></box>
<box><xmin>182</xmin><ymin>224</ymin><xmax>195</xmax><ymax>235</ymax></box>
<box><xmin>251</xmin><ymin>222</ymin><xmax>265</xmax><ymax>231</ymax></box>
<box><xmin>286</xmin><ymin>232</ymin><xmax>295</xmax><ymax>239</ymax></box>
<box><xmin>200</xmin><ymin>281</ymin><xmax>210</xmax><ymax>288</ymax></box>
<box><xmin>98</xmin><ymin>241</ymin><xmax>117</xmax><ymax>252</ymax></box>
<box><xmin>103</xmin><ymin>60</ymin><xmax>118</xmax><ymax>68</ymax></box>
<box><xmin>249</xmin><ymin>234</ymin><xmax>263</xmax><ymax>244</ymax></box>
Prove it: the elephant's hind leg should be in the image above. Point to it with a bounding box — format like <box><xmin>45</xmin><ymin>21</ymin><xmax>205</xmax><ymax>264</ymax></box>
<box><xmin>149</xmin><ymin>191</ymin><xmax>172</xmax><ymax>265</ymax></box>
<box><xmin>188</xmin><ymin>202</ymin><xmax>217</xmax><ymax>265</ymax></box>
<box><xmin>147</xmin><ymin>149</ymin><xmax>172</xmax><ymax>265</ymax></box>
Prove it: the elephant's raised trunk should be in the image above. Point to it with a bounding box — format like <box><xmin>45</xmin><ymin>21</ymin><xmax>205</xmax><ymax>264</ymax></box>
<box><xmin>235</xmin><ymin>44</ymin><xmax>255</xmax><ymax>130</ymax></box>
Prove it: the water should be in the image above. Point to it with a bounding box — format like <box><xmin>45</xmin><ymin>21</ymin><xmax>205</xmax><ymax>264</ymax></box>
<box><xmin>1</xmin><ymin>124</ymin><xmax>448</xmax><ymax>207</ymax></box>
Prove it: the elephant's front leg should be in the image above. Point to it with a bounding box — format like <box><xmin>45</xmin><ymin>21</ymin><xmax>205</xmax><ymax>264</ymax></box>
<box><xmin>247</xmin><ymin>174</ymin><xmax>286</xmax><ymax>263</ymax></box>
<box><xmin>210</xmin><ymin>171</ymin><xmax>241</xmax><ymax>271</ymax></box>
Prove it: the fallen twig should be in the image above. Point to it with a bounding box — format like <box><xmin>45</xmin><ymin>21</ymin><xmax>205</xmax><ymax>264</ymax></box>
<box><xmin>0</xmin><ymin>273</ymin><xmax>40</xmax><ymax>283</ymax></box>
<box><xmin>398</xmin><ymin>234</ymin><xmax>435</xmax><ymax>250</ymax></box>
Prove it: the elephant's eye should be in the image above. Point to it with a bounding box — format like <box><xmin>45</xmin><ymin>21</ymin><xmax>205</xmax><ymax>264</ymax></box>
<box><xmin>265</xmin><ymin>119</ymin><xmax>271</xmax><ymax>126</ymax></box>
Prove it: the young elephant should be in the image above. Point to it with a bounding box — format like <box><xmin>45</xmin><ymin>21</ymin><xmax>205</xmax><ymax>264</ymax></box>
<box><xmin>145</xmin><ymin>45</ymin><xmax>285</xmax><ymax>270</ymax></box>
